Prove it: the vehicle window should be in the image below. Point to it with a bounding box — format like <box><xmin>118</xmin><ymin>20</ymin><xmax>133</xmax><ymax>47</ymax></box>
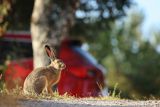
<box><xmin>72</xmin><ymin>46</ymin><xmax>97</xmax><ymax>65</ymax></box>
<box><xmin>0</xmin><ymin>41</ymin><xmax>33</xmax><ymax>64</ymax></box>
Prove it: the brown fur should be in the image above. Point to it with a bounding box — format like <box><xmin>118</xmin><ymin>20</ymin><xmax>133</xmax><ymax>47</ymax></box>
<box><xmin>23</xmin><ymin>45</ymin><xmax>65</xmax><ymax>95</ymax></box>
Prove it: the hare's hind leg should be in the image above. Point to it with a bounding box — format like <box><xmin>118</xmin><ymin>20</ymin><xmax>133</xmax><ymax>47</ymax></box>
<box><xmin>47</xmin><ymin>84</ymin><xmax>54</xmax><ymax>95</ymax></box>
<box><xmin>33</xmin><ymin>76</ymin><xmax>47</xmax><ymax>94</ymax></box>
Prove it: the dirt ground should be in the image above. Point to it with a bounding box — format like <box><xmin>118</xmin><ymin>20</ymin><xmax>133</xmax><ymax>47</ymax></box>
<box><xmin>20</xmin><ymin>98</ymin><xmax>160</xmax><ymax>107</ymax></box>
<box><xmin>0</xmin><ymin>95</ymin><xmax>21</xmax><ymax>107</ymax></box>
<box><xmin>1</xmin><ymin>95</ymin><xmax>160</xmax><ymax>107</ymax></box>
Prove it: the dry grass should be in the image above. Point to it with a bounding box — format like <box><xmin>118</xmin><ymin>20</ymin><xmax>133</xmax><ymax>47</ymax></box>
<box><xmin>0</xmin><ymin>85</ymin><xmax>75</xmax><ymax>101</ymax></box>
<box><xmin>0</xmin><ymin>85</ymin><xmax>76</xmax><ymax>107</ymax></box>
<box><xmin>0</xmin><ymin>83</ymin><xmax>121</xmax><ymax>107</ymax></box>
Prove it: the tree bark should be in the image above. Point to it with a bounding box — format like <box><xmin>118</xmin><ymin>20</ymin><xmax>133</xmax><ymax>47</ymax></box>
<box><xmin>31</xmin><ymin>0</ymin><xmax>53</xmax><ymax>68</ymax></box>
<box><xmin>31</xmin><ymin>0</ymin><xmax>79</xmax><ymax>68</ymax></box>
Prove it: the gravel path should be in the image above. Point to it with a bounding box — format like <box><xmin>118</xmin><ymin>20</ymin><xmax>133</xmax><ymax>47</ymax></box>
<box><xmin>1</xmin><ymin>95</ymin><xmax>160</xmax><ymax>107</ymax></box>
<box><xmin>19</xmin><ymin>99</ymin><xmax>160</xmax><ymax>107</ymax></box>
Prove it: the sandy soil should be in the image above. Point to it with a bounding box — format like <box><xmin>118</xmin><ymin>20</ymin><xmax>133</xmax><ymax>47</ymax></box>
<box><xmin>19</xmin><ymin>98</ymin><xmax>160</xmax><ymax>107</ymax></box>
<box><xmin>1</xmin><ymin>95</ymin><xmax>160</xmax><ymax>107</ymax></box>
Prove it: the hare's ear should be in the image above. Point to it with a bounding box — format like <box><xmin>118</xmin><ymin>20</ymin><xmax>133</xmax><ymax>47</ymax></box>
<box><xmin>45</xmin><ymin>45</ymin><xmax>56</xmax><ymax>60</ymax></box>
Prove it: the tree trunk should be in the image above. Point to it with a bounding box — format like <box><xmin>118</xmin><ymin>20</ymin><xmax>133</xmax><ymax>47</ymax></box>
<box><xmin>31</xmin><ymin>0</ymin><xmax>53</xmax><ymax>68</ymax></box>
<box><xmin>31</xmin><ymin>0</ymin><xmax>79</xmax><ymax>68</ymax></box>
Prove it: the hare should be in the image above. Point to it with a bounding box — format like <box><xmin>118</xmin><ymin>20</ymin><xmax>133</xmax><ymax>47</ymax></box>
<box><xmin>23</xmin><ymin>45</ymin><xmax>66</xmax><ymax>95</ymax></box>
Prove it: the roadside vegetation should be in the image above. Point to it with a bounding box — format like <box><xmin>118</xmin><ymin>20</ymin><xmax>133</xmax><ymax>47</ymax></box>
<box><xmin>0</xmin><ymin>83</ymin><xmax>121</xmax><ymax>101</ymax></box>
<box><xmin>1</xmin><ymin>0</ymin><xmax>160</xmax><ymax>100</ymax></box>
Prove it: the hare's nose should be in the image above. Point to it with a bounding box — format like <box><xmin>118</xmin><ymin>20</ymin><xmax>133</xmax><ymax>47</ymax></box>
<box><xmin>61</xmin><ymin>63</ymin><xmax>66</xmax><ymax>69</ymax></box>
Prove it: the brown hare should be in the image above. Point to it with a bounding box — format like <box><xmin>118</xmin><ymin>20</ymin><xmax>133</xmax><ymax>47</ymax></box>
<box><xmin>23</xmin><ymin>45</ymin><xmax>66</xmax><ymax>95</ymax></box>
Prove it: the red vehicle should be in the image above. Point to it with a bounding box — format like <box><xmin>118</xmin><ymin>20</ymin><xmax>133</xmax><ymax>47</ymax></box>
<box><xmin>0</xmin><ymin>31</ymin><xmax>107</xmax><ymax>97</ymax></box>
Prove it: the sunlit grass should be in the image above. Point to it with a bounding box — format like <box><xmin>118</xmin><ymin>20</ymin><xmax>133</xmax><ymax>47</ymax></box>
<box><xmin>0</xmin><ymin>83</ymin><xmax>121</xmax><ymax>101</ymax></box>
<box><xmin>0</xmin><ymin>86</ymin><xmax>75</xmax><ymax>101</ymax></box>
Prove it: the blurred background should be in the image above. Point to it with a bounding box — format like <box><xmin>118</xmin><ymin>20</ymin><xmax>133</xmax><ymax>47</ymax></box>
<box><xmin>0</xmin><ymin>0</ymin><xmax>160</xmax><ymax>99</ymax></box>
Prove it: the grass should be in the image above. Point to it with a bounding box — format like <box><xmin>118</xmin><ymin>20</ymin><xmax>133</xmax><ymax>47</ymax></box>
<box><xmin>0</xmin><ymin>84</ymin><xmax>123</xmax><ymax>107</ymax></box>
<box><xmin>0</xmin><ymin>82</ymin><xmax>122</xmax><ymax>105</ymax></box>
<box><xmin>0</xmin><ymin>86</ymin><xmax>75</xmax><ymax>101</ymax></box>
<box><xmin>0</xmin><ymin>86</ymin><xmax>121</xmax><ymax>101</ymax></box>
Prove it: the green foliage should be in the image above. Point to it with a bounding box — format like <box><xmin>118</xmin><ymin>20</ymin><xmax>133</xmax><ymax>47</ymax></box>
<box><xmin>8</xmin><ymin>0</ymin><xmax>132</xmax><ymax>31</ymax></box>
<box><xmin>111</xmin><ymin>83</ymin><xmax>119</xmax><ymax>98</ymax></box>
<box><xmin>8</xmin><ymin>0</ymin><xmax>34</xmax><ymax>30</ymax></box>
<box><xmin>0</xmin><ymin>61</ymin><xmax>8</xmax><ymax>90</ymax></box>
<box><xmin>93</xmin><ymin>10</ymin><xmax>160</xmax><ymax>99</ymax></box>
<box><xmin>70</xmin><ymin>0</ymin><xmax>132</xmax><ymax>39</ymax></box>
<box><xmin>0</xmin><ymin>0</ymin><xmax>10</xmax><ymax>36</ymax></box>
